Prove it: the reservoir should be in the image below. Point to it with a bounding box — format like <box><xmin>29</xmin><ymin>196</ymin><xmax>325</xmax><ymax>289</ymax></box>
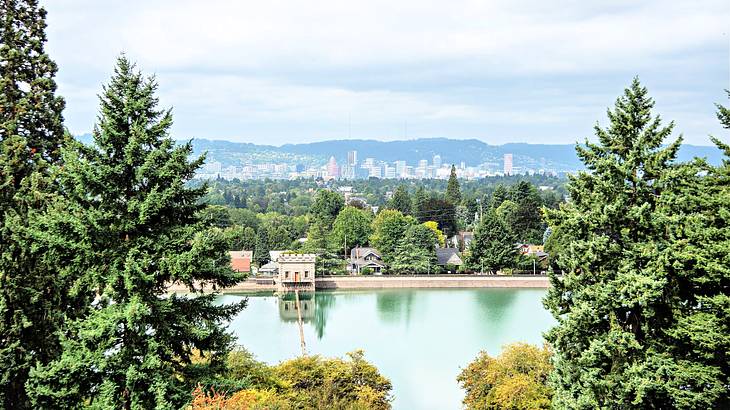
<box><xmin>222</xmin><ymin>288</ymin><xmax>554</xmax><ymax>409</ymax></box>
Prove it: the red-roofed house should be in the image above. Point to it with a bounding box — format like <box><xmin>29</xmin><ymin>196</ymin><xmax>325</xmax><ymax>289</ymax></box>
<box><xmin>229</xmin><ymin>250</ymin><xmax>252</xmax><ymax>273</ymax></box>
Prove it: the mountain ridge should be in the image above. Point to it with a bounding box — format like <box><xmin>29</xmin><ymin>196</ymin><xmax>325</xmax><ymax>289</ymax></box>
<box><xmin>76</xmin><ymin>134</ymin><xmax>724</xmax><ymax>171</ymax></box>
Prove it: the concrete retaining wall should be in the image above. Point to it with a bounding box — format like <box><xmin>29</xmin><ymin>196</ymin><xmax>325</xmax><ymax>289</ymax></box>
<box><xmin>314</xmin><ymin>275</ymin><xmax>550</xmax><ymax>289</ymax></box>
<box><xmin>167</xmin><ymin>275</ymin><xmax>551</xmax><ymax>293</ymax></box>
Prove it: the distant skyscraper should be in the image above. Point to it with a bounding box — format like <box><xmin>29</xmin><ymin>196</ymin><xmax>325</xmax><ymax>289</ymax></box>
<box><xmin>394</xmin><ymin>160</ymin><xmax>406</xmax><ymax>177</ymax></box>
<box><xmin>327</xmin><ymin>156</ymin><xmax>340</xmax><ymax>178</ymax></box>
<box><xmin>369</xmin><ymin>165</ymin><xmax>382</xmax><ymax>178</ymax></box>
<box><xmin>384</xmin><ymin>165</ymin><xmax>396</xmax><ymax>179</ymax></box>
<box><xmin>503</xmin><ymin>154</ymin><xmax>513</xmax><ymax>175</ymax></box>
<box><xmin>433</xmin><ymin>154</ymin><xmax>442</xmax><ymax>168</ymax></box>
<box><xmin>347</xmin><ymin>150</ymin><xmax>358</xmax><ymax>166</ymax></box>
<box><xmin>418</xmin><ymin>159</ymin><xmax>428</xmax><ymax>169</ymax></box>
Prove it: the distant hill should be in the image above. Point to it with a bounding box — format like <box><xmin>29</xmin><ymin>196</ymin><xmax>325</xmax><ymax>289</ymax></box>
<box><xmin>74</xmin><ymin>134</ymin><xmax>724</xmax><ymax>171</ymax></box>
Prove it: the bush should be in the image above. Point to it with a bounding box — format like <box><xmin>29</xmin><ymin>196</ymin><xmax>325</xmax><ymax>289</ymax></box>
<box><xmin>189</xmin><ymin>350</ymin><xmax>392</xmax><ymax>410</ymax></box>
<box><xmin>457</xmin><ymin>343</ymin><xmax>552</xmax><ymax>410</ymax></box>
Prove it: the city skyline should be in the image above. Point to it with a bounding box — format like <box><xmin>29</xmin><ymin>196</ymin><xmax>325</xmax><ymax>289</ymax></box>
<box><xmin>196</xmin><ymin>149</ymin><xmax>556</xmax><ymax>181</ymax></box>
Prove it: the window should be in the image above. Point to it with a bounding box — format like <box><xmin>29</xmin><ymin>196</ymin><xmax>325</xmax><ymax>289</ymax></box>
<box><xmin>304</xmin><ymin>271</ymin><xmax>309</xmax><ymax>278</ymax></box>
<box><xmin>285</xmin><ymin>271</ymin><xmax>289</xmax><ymax>279</ymax></box>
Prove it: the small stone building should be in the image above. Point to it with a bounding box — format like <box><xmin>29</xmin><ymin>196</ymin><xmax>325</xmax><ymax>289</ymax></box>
<box><xmin>276</xmin><ymin>253</ymin><xmax>316</xmax><ymax>292</ymax></box>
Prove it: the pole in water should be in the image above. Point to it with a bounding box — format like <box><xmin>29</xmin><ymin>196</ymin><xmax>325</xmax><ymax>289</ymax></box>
<box><xmin>295</xmin><ymin>289</ymin><xmax>307</xmax><ymax>356</ymax></box>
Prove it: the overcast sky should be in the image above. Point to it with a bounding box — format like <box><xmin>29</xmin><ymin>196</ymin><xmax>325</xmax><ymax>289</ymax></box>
<box><xmin>45</xmin><ymin>0</ymin><xmax>729</xmax><ymax>146</ymax></box>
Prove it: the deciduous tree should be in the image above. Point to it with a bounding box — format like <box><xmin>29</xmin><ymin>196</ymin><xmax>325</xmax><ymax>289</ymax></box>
<box><xmin>330</xmin><ymin>206</ymin><xmax>373</xmax><ymax>256</ymax></box>
<box><xmin>458</xmin><ymin>343</ymin><xmax>552</xmax><ymax>410</ymax></box>
<box><xmin>370</xmin><ymin>210</ymin><xmax>416</xmax><ymax>263</ymax></box>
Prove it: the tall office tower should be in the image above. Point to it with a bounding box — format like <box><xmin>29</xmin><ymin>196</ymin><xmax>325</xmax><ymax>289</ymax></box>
<box><xmin>384</xmin><ymin>165</ymin><xmax>396</xmax><ymax>179</ymax></box>
<box><xmin>433</xmin><ymin>154</ymin><xmax>442</xmax><ymax>168</ymax></box>
<box><xmin>347</xmin><ymin>150</ymin><xmax>358</xmax><ymax>166</ymax></box>
<box><xmin>394</xmin><ymin>160</ymin><xmax>406</xmax><ymax>177</ymax></box>
<box><xmin>327</xmin><ymin>156</ymin><xmax>340</xmax><ymax>178</ymax></box>
<box><xmin>503</xmin><ymin>153</ymin><xmax>513</xmax><ymax>175</ymax></box>
<box><xmin>418</xmin><ymin>159</ymin><xmax>428</xmax><ymax>168</ymax></box>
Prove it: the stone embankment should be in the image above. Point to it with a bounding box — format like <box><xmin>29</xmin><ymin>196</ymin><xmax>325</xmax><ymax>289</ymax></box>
<box><xmin>315</xmin><ymin>275</ymin><xmax>550</xmax><ymax>289</ymax></box>
<box><xmin>167</xmin><ymin>275</ymin><xmax>551</xmax><ymax>293</ymax></box>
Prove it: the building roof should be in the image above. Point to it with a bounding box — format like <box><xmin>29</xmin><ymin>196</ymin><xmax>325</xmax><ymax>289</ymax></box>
<box><xmin>229</xmin><ymin>250</ymin><xmax>252</xmax><ymax>273</ymax></box>
<box><xmin>230</xmin><ymin>250</ymin><xmax>253</xmax><ymax>259</ymax></box>
<box><xmin>436</xmin><ymin>248</ymin><xmax>463</xmax><ymax>266</ymax></box>
<box><xmin>269</xmin><ymin>250</ymin><xmax>285</xmax><ymax>262</ymax></box>
<box><xmin>350</xmin><ymin>247</ymin><xmax>381</xmax><ymax>259</ymax></box>
<box><xmin>278</xmin><ymin>253</ymin><xmax>317</xmax><ymax>263</ymax></box>
<box><xmin>351</xmin><ymin>257</ymin><xmax>386</xmax><ymax>268</ymax></box>
<box><xmin>258</xmin><ymin>261</ymin><xmax>278</xmax><ymax>274</ymax></box>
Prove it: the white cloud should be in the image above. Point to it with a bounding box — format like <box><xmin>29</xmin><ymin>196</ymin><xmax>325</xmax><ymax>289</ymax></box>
<box><xmin>43</xmin><ymin>0</ymin><xmax>730</xmax><ymax>144</ymax></box>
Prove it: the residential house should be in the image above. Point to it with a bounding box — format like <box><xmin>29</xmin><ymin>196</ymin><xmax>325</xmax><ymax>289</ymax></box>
<box><xmin>450</xmin><ymin>231</ymin><xmax>474</xmax><ymax>251</ymax></box>
<box><xmin>348</xmin><ymin>247</ymin><xmax>386</xmax><ymax>275</ymax></box>
<box><xmin>436</xmin><ymin>248</ymin><xmax>463</xmax><ymax>272</ymax></box>
<box><xmin>518</xmin><ymin>244</ymin><xmax>546</xmax><ymax>257</ymax></box>
<box><xmin>229</xmin><ymin>250</ymin><xmax>252</xmax><ymax>273</ymax></box>
<box><xmin>258</xmin><ymin>250</ymin><xmax>286</xmax><ymax>276</ymax></box>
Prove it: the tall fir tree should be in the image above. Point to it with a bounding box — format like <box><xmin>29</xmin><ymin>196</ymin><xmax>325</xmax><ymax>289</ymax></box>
<box><xmin>465</xmin><ymin>209</ymin><xmax>514</xmax><ymax>273</ymax></box>
<box><xmin>490</xmin><ymin>184</ymin><xmax>508</xmax><ymax>208</ymax></box>
<box><xmin>508</xmin><ymin>181</ymin><xmax>544</xmax><ymax>243</ymax></box>
<box><xmin>542</xmin><ymin>79</ymin><xmax>729</xmax><ymax>408</ymax></box>
<box><xmin>446</xmin><ymin>165</ymin><xmax>461</xmax><ymax>204</ymax></box>
<box><xmin>0</xmin><ymin>1</ymin><xmax>76</xmax><ymax>407</ymax></box>
<box><xmin>411</xmin><ymin>186</ymin><xmax>427</xmax><ymax>220</ymax></box>
<box><xmin>27</xmin><ymin>57</ymin><xmax>245</xmax><ymax>409</ymax></box>
<box><xmin>388</xmin><ymin>185</ymin><xmax>412</xmax><ymax>215</ymax></box>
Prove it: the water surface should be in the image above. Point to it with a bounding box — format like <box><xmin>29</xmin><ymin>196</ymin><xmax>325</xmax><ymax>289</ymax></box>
<box><xmin>222</xmin><ymin>288</ymin><xmax>554</xmax><ymax>410</ymax></box>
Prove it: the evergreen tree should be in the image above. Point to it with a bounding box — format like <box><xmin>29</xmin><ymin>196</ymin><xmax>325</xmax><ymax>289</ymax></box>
<box><xmin>508</xmin><ymin>181</ymin><xmax>544</xmax><ymax>243</ymax></box>
<box><xmin>255</xmin><ymin>225</ymin><xmax>272</xmax><ymax>266</ymax></box>
<box><xmin>446</xmin><ymin>165</ymin><xmax>461</xmax><ymax>204</ymax></box>
<box><xmin>389</xmin><ymin>241</ymin><xmax>433</xmax><ymax>275</ymax></box>
<box><xmin>389</xmin><ymin>224</ymin><xmax>438</xmax><ymax>274</ymax></box>
<box><xmin>466</xmin><ymin>210</ymin><xmax>514</xmax><ymax>274</ymax></box>
<box><xmin>490</xmin><ymin>185</ymin><xmax>508</xmax><ymax>208</ymax></box>
<box><xmin>419</xmin><ymin>197</ymin><xmax>458</xmax><ymax>237</ymax></box>
<box><xmin>240</xmin><ymin>226</ymin><xmax>257</xmax><ymax>251</ymax></box>
<box><xmin>411</xmin><ymin>186</ymin><xmax>427</xmax><ymax>220</ymax></box>
<box><xmin>0</xmin><ymin>1</ymin><xmax>73</xmax><ymax>407</ymax></box>
<box><xmin>388</xmin><ymin>185</ymin><xmax>412</xmax><ymax>215</ymax></box>
<box><xmin>542</xmin><ymin>79</ymin><xmax>726</xmax><ymax>408</ymax></box>
<box><xmin>27</xmin><ymin>57</ymin><xmax>246</xmax><ymax>409</ymax></box>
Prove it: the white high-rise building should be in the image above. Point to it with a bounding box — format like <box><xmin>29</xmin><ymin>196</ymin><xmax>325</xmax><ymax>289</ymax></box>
<box><xmin>347</xmin><ymin>150</ymin><xmax>358</xmax><ymax>166</ymax></box>
<box><xmin>433</xmin><ymin>154</ymin><xmax>442</xmax><ymax>168</ymax></box>
<box><xmin>394</xmin><ymin>160</ymin><xmax>406</xmax><ymax>177</ymax></box>
<box><xmin>384</xmin><ymin>165</ymin><xmax>396</xmax><ymax>179</ymax></box>
<box><xmin>503</xmin><ymin>153</ymin><xmax>513</xmax><ymax>175</ymax></box>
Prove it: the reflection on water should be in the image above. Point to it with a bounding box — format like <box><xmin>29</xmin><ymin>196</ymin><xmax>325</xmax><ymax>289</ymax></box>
<box><xmin>278</xmin><ymin>293</ymin><xmax>316</xmax><ymax>323</ymax></box>
<box><xmin>376</xmin><ymin>290</ymin><xmax>415</xmax><ymax>325</ymax></box>
<box><xmin>222</xmin><ymin>288</ymin><xmax>554</xmax><ymax>410</ymax></box>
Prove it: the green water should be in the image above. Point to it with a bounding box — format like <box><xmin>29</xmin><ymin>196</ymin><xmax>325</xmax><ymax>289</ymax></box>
<box><xmin>221</xmin><ymin>288</ymin><xmax>554</xmax><ymax>410</ymax></box>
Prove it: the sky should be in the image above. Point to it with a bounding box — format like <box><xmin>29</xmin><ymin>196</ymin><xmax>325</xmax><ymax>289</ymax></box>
<box><xmin>45</xmin><ymin>0</ymin><xmax>730</xmax><ymax>146</ymax></box>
